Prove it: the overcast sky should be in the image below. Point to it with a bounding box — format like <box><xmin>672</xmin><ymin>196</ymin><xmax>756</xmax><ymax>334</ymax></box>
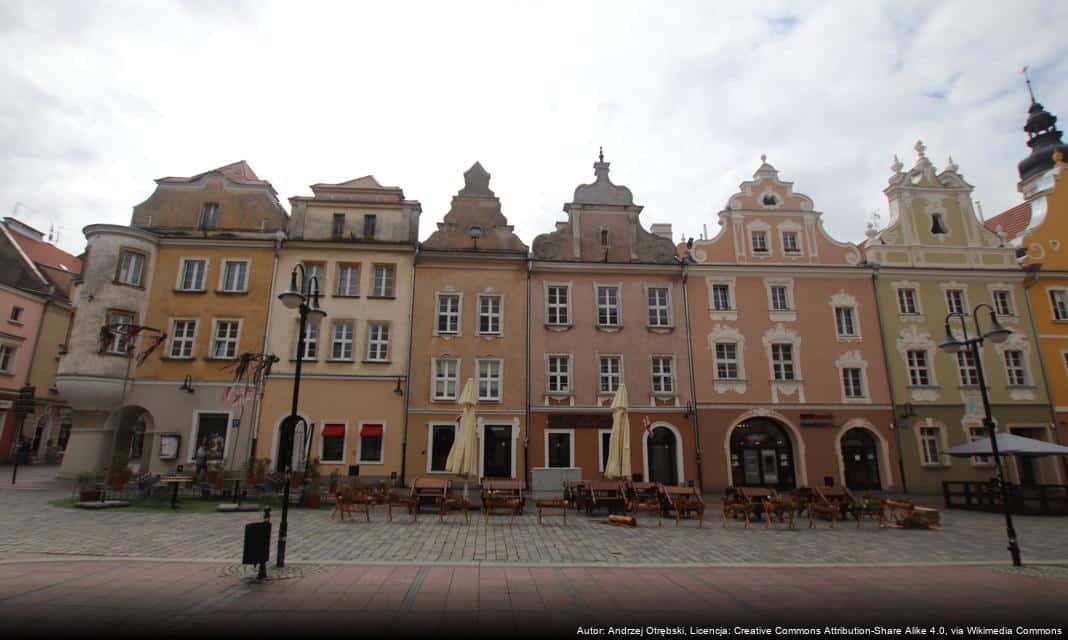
<box><xmin>1</xmin><ymin>0</ymin><xmax>1066</xmax><ymax>256</ymax></box>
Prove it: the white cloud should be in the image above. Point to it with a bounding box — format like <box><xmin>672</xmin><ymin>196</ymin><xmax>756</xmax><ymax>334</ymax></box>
<box><xmin>0</xmin><ymin>0</ymin><xmax>1065</xmax><ymax>255</ymax></box>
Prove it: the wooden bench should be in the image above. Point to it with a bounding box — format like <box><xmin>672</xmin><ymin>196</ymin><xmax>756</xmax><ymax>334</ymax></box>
<box><xmin>809</xmin><ymin>486</ymin><xmax>849</xmax><ymax>528</ymax></box>
<box><xmin>411</xmin><ymin>477</ymin><xmax>450</xmax><ymax>513</ymax></box>
<box><xmin>536</xmin><ymin>497</ymin><xmax>569</xmax><ymax>525</ymax></box>
<box><xmin>386</xmin><ymin>490</ymin><xmax>418</xmax><ymax>523</ymax></box>
<box><xmin>482</xmin><ymin>479</ymin><xmax>525</xmax><ymax>526</ymax></box>
<box><xmin>626</xmin><ymin>481</ymin><xmax>664</xmax><ymax>526</ymax></box>
<box><xmin>564</xmin><ymin>480</ymin><xmax>591</xmax><ymax>512</ymax></box>
<box><xmin>661</xmin><ymin>485</ymin><xmax>705</xmax><ymax>528</ymax></box>
<box><xmin>721</xmin><ymin>489</ymin><xmax>753</xmax><ymax>528</ymax></box>
<box><xmin>332</xmin><ymin>487</ymin><xmax>373</xmax><ymax>522</ymax></box>
<box><xmin>588</xmin><ymin>480</ymin><xmax>628</xmax><ymax>516</ymax></box>
<box><xmin>739</xmin><ymin>487</ymin><xmax>796</xmax><ymax>529</ymax></box>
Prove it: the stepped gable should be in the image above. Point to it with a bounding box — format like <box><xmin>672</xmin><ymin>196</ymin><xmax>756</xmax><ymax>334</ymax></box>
<box><xmin>421</xmin><ymin>162</ymin><xmax>528</xmax><ymax>253</ymax></box>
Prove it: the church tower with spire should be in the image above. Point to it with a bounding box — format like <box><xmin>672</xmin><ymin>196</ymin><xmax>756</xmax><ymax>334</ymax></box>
<box><xmin>1018</xmin><ymin>68</ymin><xmax>1068</xmax><ymax>200</ymax></box>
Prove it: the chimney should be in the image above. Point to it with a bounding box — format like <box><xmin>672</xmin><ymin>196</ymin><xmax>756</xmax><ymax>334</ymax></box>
<box><xmin>650</xmin><ymin>223</ymin><xmax>673</xmax><ymax>240</ymax></box>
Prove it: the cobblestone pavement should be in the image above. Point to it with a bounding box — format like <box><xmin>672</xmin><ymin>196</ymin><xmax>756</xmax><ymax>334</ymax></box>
<box><xmin>2</xmin><ymin>466</ymin><xmax>1067</xmax><ymax>565</ymax></box>
<box><xmin>0</xmin><ymin>560</ymin><xmax>1065</xmax><ymax>637</ymax></box>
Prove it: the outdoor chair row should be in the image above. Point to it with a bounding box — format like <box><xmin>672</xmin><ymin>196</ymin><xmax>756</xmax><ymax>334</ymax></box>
<box><xmin>563</xmin><ymin>479</ymin><xmax>706</xmax><ymax>527</ymax></box>
<box><xmin>721</xmin><ymin>485</ymin><xmax>895</xmax><ymax>529</ymax></box>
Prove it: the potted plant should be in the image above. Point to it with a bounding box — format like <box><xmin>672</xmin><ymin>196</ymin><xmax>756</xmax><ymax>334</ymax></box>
<box><xmin>305</xmin><ymin>458</ymin><xmax>321</xmax><ymax>508</ymax></box>
<box><xmin>107</xmin><ymin>453</ymin><xmax>131</xmax><ymax>490</ymax></box>
<box><xmin>78</xmin><ymin>472</ymin><xmax>102</xmax><ymax>502</ymax></box>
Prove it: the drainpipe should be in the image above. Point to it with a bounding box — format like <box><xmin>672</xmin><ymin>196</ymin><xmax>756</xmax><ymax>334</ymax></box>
<box><xmin>245</xmin><ymin>237</ymin><xmax>282</xmax><ymax>473</ymax></box>
<box><xmin>1022</xmin><ymin>268</ymin><xmax>1066</xmax><ymax>483</ymax></box>
<box><xmin>398</xmin><ymin>242</ymin><xmax>419</xmax><ymax>487</ymax></box>
<box><xmin>681</xmin><ymin>262</ymin><xmax>703</xmax><ymax>492</ymax></box>
<box><xmin>870</xmin><ymin>263</ymin><xmax>909</xmax><ymax>493</ymax></box>
<box><xmin>19</xmin><ymin>290</ymin><xmax>52</xmax><ymax>457</ymax></box>
<box><xmin>524</xmin><ymin>254</ymin><xmax>532</xmax><ymax>486</ymax></box>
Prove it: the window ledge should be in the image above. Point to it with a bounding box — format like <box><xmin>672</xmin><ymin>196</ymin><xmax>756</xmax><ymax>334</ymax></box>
<box><xmin>770</xmin><ymin>378</ymin><xmax>804</xmax><ymax>384</ymax></box>
<box><xmin>545</xmin><ymin>324</ymin><xmax>572</xmax><ymax>332</ymax></box>
<box><xmin>478</xmin><ymin>398</ymin><xmax>503</xmax><ymax>403</ymax></box>
<box><xmin>173</xmin><ymin>289</ymin><xmax>207</xmax><ymax>294</ymax></box>
<box><xmin>906</xmin><ymin>385</ymin><xmax>941</xmax><ymax>390</ymax></box>
<box><xmin>205</xmin><ymin>356</ymin><xmax>239</xmax><ymax>362</ymax></box>
<box><xmin>646</xmin><ymin>325</ymin><xmax>674</xmax><ymax>333</ymax></box>
<box><xmin>361</xmin><ymin>360</ymin><xmax>391</xmax><ymax>364</ymax></box>
<box><xmin>357</xmin><ymin>460</ymin><xmax>385</xmax><ymax>466</ymax></box>
<box><xmin>1007</xmin><ymin>384</ymin><xmax>1037</xmax><ymax>390</ymax></box>
<box><xmin>288</xmin><ymin>358</ymin><xmax>319</xmax><ymax>363</ymax></box>
<box><xmin>432</xmin><ymin>397</ymin><xmax>458</xmax><ymax>403</ymax></box>
<box><xmin>433</xmin><ymin>332</ymin><xmax>462</xmax><ymax>339</ymax></box>
<box><xmin>835</xmin><ymin>335</ymin><xmax>862</xmax><ymax>342</ymax></box>
<box><xmin>112</xmin><ymin>280</ymin><xmax>146</xmax><ymax>290</ymax></box>
<box><xmin>160</xmin><ymin>356</ymin><xmax>195</xmax><ymax>362</ymax></box>
<box><xmin>476</xmin><ymin>333</ymin><xmax>503</xmax><ymax>339</ymax></box>
<box><xmin>366</xmin><ymin>295</ymin><xmax>396</xmax><ymax>300</ymax></box>
<box><xmin>325</xmin><ymin>358</ymin><xmax>355</xmax><ymax>363</ymax></box>
<box><xmin>769</xmin><ymin>311</ymin><xmax>797</xmax><ymax>322</ymax></box>
<box><xmin>333</xmin><ymin>294</ymin><xmax>361</xmax><ymax>299</ymax></box>
<box><xmin>595</xmin><ymin>325</ymin><xmax>623</xmax><ymax>333</ymax></box>
<box><xmin>214</xmin><ymin>290</ymin><xmax>249</xmax><ymax>296</ymax></box>
<box><xmin>7</xmin><ymin>320</ymin><xmax>23</xmax><ymax>326</ymax></box>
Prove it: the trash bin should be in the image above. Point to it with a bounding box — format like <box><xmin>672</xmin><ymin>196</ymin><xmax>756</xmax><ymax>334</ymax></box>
<box><xmin>243</xmin><ymin>521</ymin><xmax>271</xmax><ymax>566</ymax></box>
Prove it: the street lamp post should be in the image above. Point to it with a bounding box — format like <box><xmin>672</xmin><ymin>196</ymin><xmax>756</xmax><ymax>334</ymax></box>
<box><xmin>275</xmin><ymin>264</ymin><xmax>326</xmax><ymax>569</ymax></box>
<box><xmin>938</xmin><ymin>303</ymin><xmax>1021</xmax><ymax>566</ymax></box>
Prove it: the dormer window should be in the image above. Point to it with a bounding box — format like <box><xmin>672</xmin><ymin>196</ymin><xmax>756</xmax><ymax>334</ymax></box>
<box><xmin>931</xmin><ymin>213</ymin><xmax>948</xmax><ymax>235</ymax></box>
<box><xmin>762</xmin><ymin>194</ymin><xmax>778</xmax><ymax>207</ymax></box>
<box><xmin>198</xmin><ymin>203</ymin><xmax>219</xmax><ymax>230</ymax></box>
<box><xmin>363</xmin><ymin>214</ymin><xmax>377</xmax><ymax>238</ymax></box>
<box><xmin>332</xmin><ymin>213</ymin><xmax>345</xmax><ymax>238</ymax></box>
<box><xmin>600</xmin><ymin>229</ymin><xmax>610</xmax><ymax>247</ymax></box>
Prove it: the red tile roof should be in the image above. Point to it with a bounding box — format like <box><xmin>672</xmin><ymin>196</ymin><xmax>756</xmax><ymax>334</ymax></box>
<box><xmin>984</xmin><ymin>201</ymin><xmax>1032</xmax><ymax>241</ymax></box>
<box><xmin>2</xmin><ymin>218</ymin><xmax>82</xmax><ymax>274</ymax></box>
<box><xmin>158</xmin><ymin>160</ymin><xmax>277</xmax><ymax>195</ymax></box>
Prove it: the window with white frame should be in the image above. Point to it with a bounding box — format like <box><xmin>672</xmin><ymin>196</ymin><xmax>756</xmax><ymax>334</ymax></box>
<box><xmin>834</xmin><ymin>306</ymin><xmax>857</xmax><ymax>337</ymax></box>
<box><xmin>336</xmin><ymin>264</ymin><xmax>359</xmax><ymax>297</ymax></box>
<box><xmin>1051</xmin><ymin>290</ymin><xmax>1068</xmax><ymax>321</ymax></box>
<box><xmin>9</xmin><ymin>306</ymin><xmax>22</xmax><ymax>323</ymax></box>
<box><xmin>302</xmin><ymin>263</ymin><xmax>325</xmax><ymax>292</ymax></box>
<box><xmin>0</xmin><ymin>344</ymin><xmax>14</xmax><ymax>373</ymax></box>
<box><xmin>651</xmin><ymin>356</ymin><xmax>674</xmax><ymax>394</ymax></box>
<box><xmin>296</xmin><ymin>321</ymin><xmax>318</xmax><ymax>360</ymax></box>
<box><xmin>321</xmin><ymin>423</ymin><xmax>345</xmax><ymax>463</ymax></box>
<box><xmin>771</xmin><ymin>343</ymin><xmax>795</xmax><ymax>380</ymax></box>
<box><xmin>436</xmin><ymin>294</ymin><xmax>460</xmax><ymax>334</ymax></box>
<box><xmin>211</xmin><ymin>320</ymin><xmax>240</xmax><ymax>359</ymax></box>
<box><xmin>920</xmin><ymin>427</ymin><xmax>942</xmax><ymax>466</ymax></box>
<box><xmin>178</xmin><ymin>259</ymin><xmax>206</xmax><ymax>291</ymax></box>
<box><xmin>331</xmin><ymin>321</ymin><xmax>354</xmax><ymax>360</ymax></box>
<box><xmin>358</xmin><ymin>423</ymin><xmax>383</xmax><ymax>463</ymax></box>
<box><xmin>945</xmin><ymin>289</ymin><xmax>965</xmax><ymax>315</ymax></box>
<box><xmin>366</xmin><ymin>323</ymin><xmax>389</xmax><ymax>361</ymax></box>
<box><xmin>371</xmin><ymin>265</ymin><xmax>394</xmax><ymax>297</ymax></box>
<box><xmin>992</xmin><ymin>290</ymin><xmax>1014</xmax><ymax>316</ymax></box>
<box><xmin>1004</xmin><ymin>350</ymin><xmax>1027</xmax><ymax>386</ymax></box>
<box><xmin>477</xmin><ymin>359</ymin><xmax>502</xmax><ymax>401</ymax></box>
<box><xmin>597</xmin><ymin>286</ymin><xmax>621</xmax><ymax>326</ymax></box>
<box><xmin>546</xmin><ymin>285</ymin><xmax>570</xmax><ymax>325</ymax></box>
<box><xmin>117</xmin><ymin>250</ymin><xmax>145</xmax><ymax>286</ymax></box>
<box><xmin>906</xmin><ymin>350</ymin><xmax>930</xmax><ymax>386</ymax></box>
<box><xmin>478</xmin><ymin>295</ymin><xmax>502</xmax><ymax>334</ymax></box>
<box><xmin>712</xmin><ymin>284</ymin><xmax>732</xmax><ymax>311</ymax></box>
<box><xmin>782</xmin><ymin>231</ymin><xmax>800</xmax><ymax>254</ymax></box>
<box><xmin>897</xmin><ymin>288</ymin><xmax>919</xmax><ymax>314</ymax></box>
<box><xmin>770</xmin><ymin>285</ymin><xmax>790</xmax><ymax>311</ymax></box>
<box><xmin>968</xmin><ymin>426</ymin><xmax>992</xmax><ymax>465</ymax></box>
<box><xmin>547</xmin><ymin>355</ymin><xmax>571</xmax><ymax>393</ymax></box>
<box><xmin>599</xmin><ymin>355</ymin><xmax>622</xmax><ymax>393</ymax></box>
<box><xmin>220</xmin><ymin>260</ymin><xmax>248</xmax><ymax>292</ymax></box>
<box><xmin>715</xmin><ymin>343</ymin><xmax>739</xmax><ymax>379</ymax></box>
<box><xmin>842</xmin><ymin>367</ymin><xmax>864</xmax><ymax>398</ymax></box>
<box><xmin>957</xmin><ymin>350</ymin><xmax>980</xmax><ymax>386</ymax></box>
<box><xmin>198</xmin><ymin>202</ymin><xmax>219</xmax><ymax>230</ymax></box>
<box><xmin>751</xmin><ymin>230</ymin><xmax>769</xmax><ymax>253</ymax></box>
<box><xmin>106</xmin><ymin>310</ymin><xmax>135</xmax><ymax>355</ymax></box>
<box><xmin>428</xmin><ymin>424</ymin><xmax>455</xmax><ymax>472</ymax></box>
<box><xmin>433</xmin><ymin>358</ymin><xmax>459</xmax><ymax>400</ymax></box>
<box><xmin>647</xmin><ymin>287</ymin><xmax>670</xmax><ymax>327</ymax></box>
<box><xmin>546</xmin><ymin>430</ymin><xmax>573</xmax><ymax>468</ymax></box>
<box><xmin>169</xmin><ymin>320</ymin><xmax>196</xmax><ymax>358</ymax></box>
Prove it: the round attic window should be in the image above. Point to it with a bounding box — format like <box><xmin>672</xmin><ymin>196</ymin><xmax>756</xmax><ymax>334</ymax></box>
<box><xmin>762</xmin><ymin>194</ymin><xmax>778</xmax><ymax>207</ymax></box>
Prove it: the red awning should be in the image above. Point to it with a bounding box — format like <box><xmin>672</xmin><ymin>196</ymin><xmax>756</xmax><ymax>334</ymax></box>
<box><xmin>322</xmin><ymin>424</ymin><xmax>345</xmax><ymax>438</ymax></box>
<box><xmin>361</xmin><ymin>424</ymin><xmax>383</xmax><ymax>438</ymax></box>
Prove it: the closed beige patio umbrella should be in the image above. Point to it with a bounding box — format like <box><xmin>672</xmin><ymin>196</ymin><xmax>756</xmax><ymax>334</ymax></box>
<box><xmin>603</xmin><ymin>383</ymin><xmax>631</xmax><ymax>479</ymax></box>
<box><xmin>445</xmin><ymin>378</ymin><xmax>480</xmax><ymax>498</ymax></box>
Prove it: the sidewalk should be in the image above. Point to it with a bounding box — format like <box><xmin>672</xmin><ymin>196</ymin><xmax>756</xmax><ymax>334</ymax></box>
<box><xmin>0</xmin><ymin>559</ymin><xmax>1064</xmax><ymax>637</ymax></box>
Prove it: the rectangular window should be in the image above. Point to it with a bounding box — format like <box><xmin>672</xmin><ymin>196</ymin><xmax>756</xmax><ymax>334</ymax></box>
<box><xmin>647</xmin><ymin>287</ymin><xmax>670</xmax><ymax>326</ymax></box>
<box><xmin>957</xmin><ymin>350</ymin><xmax>980</xmax><ymax>386</ymax></box>
<box><xmin>433</xmin><ymin>358</ymin><xmax>459</xmax><ymax>400</ymax></box>
<box><xmin>366</xmin><ymin>323</ymin><xmax>389</xmax><ymax>361</ymax></box>
<box><xmin>906</xmin><ymin>350</ymin><xmax>930</xmax><ymax>386</ymax></box>
<box><xmin>993</xmin><ymin>290</ymin><xmax>1014</xmax><ymax>316</ymax></box>
<box><xmin>429</xmin><ymin>424</ymin><xmax>455</xmax><ymax>472</ymax></box>
<box><xmin>106</xmin><ymin>311</ymin><xmax>135</xmax><ymax>355</ymax></box>
<box><xmin>842</xmin><ymin>368</ymin><xmax>864</xmax><ymax>398</ymax></box>
<box><xmin>547</xmin><ymin>431</ymin><xmax>573</xmax><ymax>468</ymax></box>
<box><xmin>547</xmin><ymin>285</ymin><xmax>570</xmax><ymax>325</ymax></box>
<box><xmin>782</xmin><ymin>231</ymin><xmax>800</xmax><ymax>254</ymax></box>
<box><xmin>192</xmin><ymin>413</ymin><xmax>228</xmax><ymax>462</ymax></box>
<box><xmin>897</xmin><ymin>288</ymin><xmax>918</xmax><ymax>314</ymax></box>
<box><xmin>358</xmin><ymin>424</ymin><xmax>383</xmax><ymax>463</ymax></box>
<box><xmin>651</xmin><ymin>356</ymin><xmax>674</xmax><ymax>394</ymax></box>
<box><xmin>296</xmin><ymin>321</ymin><xmax>318</xmax><ymax>360</ymax></box>
<box><xmin>945</xmin><ymin>289</ymin><xmax>965</xmax><ymax>315</ymax></box>
<box><xmin>302</xmin><ymin>263</ymin><xmax>325</xmax><ymax>293</ymax></box>
<box><xmin>198</xmin><ymin>202</ymin><xmax>219</xmax><ymax>230</ymax></box>
<box><xmin>771</xmin><ymin>343</ymin><xmax>795</xmax><ymax>380</ymax></box>
<box><xmin>478</xmin><ymin>295</ymin><xmax>501</xmax><ymax>334</ymax></box>
<box><xmin>715</xmin><ymin>343</ymin><xmax>738</xmax><ymax>379</ymax></box>
<box><xmin>336</xmin><ymin>264</ymin><xmax>359</xmax><ymax>297</ymax></box>
<box><xmin>969</xmin><ymin>427</ymin><xmax>991</xmax><ymax>465</ymax></box>
<box><xmin>211</xmin><ymin>320</ymin><xmax>240</xmax><ymax>359</ymax></box>
<box><xmin>220</xmin><ymin>260</ymin><xmax>248</xmax><ymax>292</ymax></box>
<box><xmin>598</xmin><ymin>355</ymin><xmax>622</xmax><ymax>393</ymax></box>
<box><xmin>0</xmin><ymin>344</ymin><xmax>14</xmax><ymax>372</ymax></box>
<box><xmin>363</xmin><ymin>214</ymin><xmax>377</xmax><ymax>238</ymax></box>
<box><xmin>1051</xmin><ymin>290</ymin><xmax>1068</xmax><ymax>321</ymax></box>
<box><xmin>1004</xmin><ymin>350</ymin><xmax>1026</xmax><ymax>386</ymax></box>
<box><xmin>597</xmin><ymin>286</ymin><xmax>620</xmax><ymax>326</ymax></box>
<box><xmin>712</xmin><ymin>284</ymin><xmax>731</xmax><ymax>311</ymax></box>
<box><xmin>117</xmin><ymin>251</ymin><xmax>145</xmax><ymax>286</ymax></box>
<box><xmin>372</xmin><ymin>265</ymin><xmax>394</xmax><ymax>297</ymax></box>
<box><xmin>178</xmin><ymin>259</ymin><xmax>206</xmax><ymax>291</ymax></box>
<box><xmin>321</xmin><ymin>424</ymin><xmax>345</xmax><ymax>463</ymax></box>
<box><xmin>331</xmin><ymin>213</ymin><xmax>345</xmax><ymax>238</ymax></box>
<box><xmin>751</xmin><ymin>230</ymin><xmax>768</xmax><ymax>253</ymax></box>
<box><xmin>547</xmin><ymin>355</ymin><xmax>570</xmax><ymax>393</ymax></box>
<box><xmin>770</xmin><ymin>286</ymin><xmax>789</xmax><ymax>311</ymax></box>
<box><xmin>920</xmin><ymin>427</ymin><xmax>942</xmax><ymax>466</ymax></box>
<box><xmin>477</xmin><ymin>359</ymin><xmax>502</xmax><ymax>401</ymax></box>
<box><xmin>436</xmin><ymin>294</ymin><xmax>460</xmax><ymax>334</ymax></box>
<box><xmin>169</xmin><ymin>320</ymin><xmax>197</xmax><ymax>359</ymax></box>
<box><xmin>834</xmin><ymin>306</ymin><xmax>857</xmax><ymax>337</ymax></box>
<box><xmin>331</xmin><ymin>321</ymin><xmax>354</xmax><ymax>360</ymax></box>
<box><xmin>9</xmin><ymin>306</ymin><xmax>23</xmax><ymax>323</ymax></box>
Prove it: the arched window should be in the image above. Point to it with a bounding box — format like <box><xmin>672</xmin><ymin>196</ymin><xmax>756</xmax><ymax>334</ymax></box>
<box><xmin>729</xmin><ymin>419</ymin><xmax>795</xmax><ymax>489</ymax></box>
